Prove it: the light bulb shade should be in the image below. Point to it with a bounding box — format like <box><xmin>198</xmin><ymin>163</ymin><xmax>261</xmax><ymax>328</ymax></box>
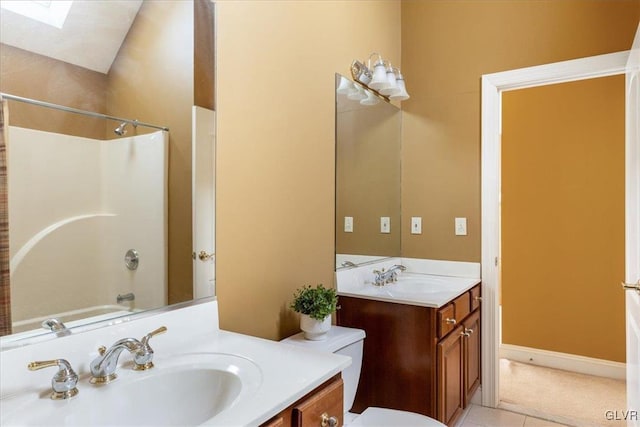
<box><xmin>347</xmin><ymin>84</ymin><xmax>367</xmax><ymax>101</ymax></box>
<box><xmin>389</xmin><ymin>78</ymin><xmax>410</xmax><ymax>101</ymax></box>
<box><xmin>360</xmin><ymin>90</ymin><xmax>380</xmax><ymax>106</ymax></box>
<box><xmin>369</xmin><ymin>62</ymin><xmax>388</xmax><ymax>90</ymax></box>
<box><xmin>379</xmin><ymin>70</ymin><xmax>399</xmax><ymax>95</ymax></box>
<box><xmin>336</xmin><ymin>76</ymin><xmax>353</xmax><ymax>95</ymax></box>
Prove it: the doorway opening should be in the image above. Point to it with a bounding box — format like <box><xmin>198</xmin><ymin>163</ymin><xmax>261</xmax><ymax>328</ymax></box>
<box><xmin>480</xmin><ymin>50</ymin><xmax>635</xmax><ymax>418</ymax></box>
<box><xmin>498</xmin><ymin>75</ymin><xmax>626</xmax><ymax>424</ymax></box>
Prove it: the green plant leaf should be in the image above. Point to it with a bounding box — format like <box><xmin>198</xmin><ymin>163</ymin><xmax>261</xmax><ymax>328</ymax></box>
<box><xmin>290</xmin><ymin>284</ymin><xmax>338</xmax><ymax>321</ymax></box>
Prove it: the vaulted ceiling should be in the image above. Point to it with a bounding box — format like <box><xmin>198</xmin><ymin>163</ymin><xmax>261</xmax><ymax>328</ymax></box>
<box><xmin>0</xmin><ymin>0</ymin><xmax>143</xmax><ymax>74</ymax></box>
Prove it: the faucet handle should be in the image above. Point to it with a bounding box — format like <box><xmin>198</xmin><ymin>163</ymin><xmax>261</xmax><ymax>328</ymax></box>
<box><xmin>28</xmin><ymin>359</ymin><xmax>79</xmax><ymax>400</ymax></box>
<box><xmin>134</xmin><ymin>326</ymin><xmax>167</xmax><ymax>371</ymax></box>
<box><xmin>141</xmin><ymin>326</ymin><xmax>167</xmax><ymax>345</ymax></box>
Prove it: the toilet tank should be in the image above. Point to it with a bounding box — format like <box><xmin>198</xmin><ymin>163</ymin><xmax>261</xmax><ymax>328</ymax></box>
<box><xmin>280</xmin><ymin>326</ymin><xmax>366</xmax><ymax>413</ymax></box>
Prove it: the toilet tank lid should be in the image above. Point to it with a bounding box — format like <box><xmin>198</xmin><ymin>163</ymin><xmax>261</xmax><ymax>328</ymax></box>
<box><xmin>281</xmin><ymin>326</ymin><xmax>365</xmax><ymax>353</ymax></box>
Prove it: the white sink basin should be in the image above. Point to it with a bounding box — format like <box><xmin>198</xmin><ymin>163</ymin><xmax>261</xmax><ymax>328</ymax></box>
<box><xmin>1</xmin><ymin>353</ymin><xmax>263</xmax><ymax>426</ymax></box>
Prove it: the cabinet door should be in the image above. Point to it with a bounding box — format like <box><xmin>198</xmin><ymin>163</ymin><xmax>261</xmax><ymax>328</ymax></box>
<box><xmin>292</xmin><ymin>377</ymin><xmax>343</xmax><ymax>427</ymax></box>
<box><xmin>463</xmin><ymin>309</ymin><xmax>481</xmax><ymax>405</ymax></box>
<box><xmin>261</xmin><ymin>417</ymin><xmax>284</xmax><ymax>427</ymax></box>
<box><xmin>437</xmin><ymin>325</ymin><xmax>465</xmax><ymax>425</ymax></box>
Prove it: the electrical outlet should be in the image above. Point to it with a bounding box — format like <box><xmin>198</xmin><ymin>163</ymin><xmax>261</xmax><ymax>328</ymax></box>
<box><xmin>344</xmin><ymin>216</ymin><xmax>353</xmax><ymax>233</ymax></box>
<box><xmin>411</xmin><ymin>217</ymin><xmax>422</xmax><ymax>234</ymax></box>
<box><xmin>455</xmin><ymin>217</ymin><xmax>467</xmax><ymax>236</ymax></box>
<box><xmin>380</xmin><ymin>217</ymin><xmax>391</xmax><ymax>233</ymax></box>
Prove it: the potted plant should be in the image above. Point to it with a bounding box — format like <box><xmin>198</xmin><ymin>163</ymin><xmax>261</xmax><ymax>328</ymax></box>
<box><xmin>290</xmin><ymin>284</ymin><xmax>338</xmax><ymax>341</ymax></box>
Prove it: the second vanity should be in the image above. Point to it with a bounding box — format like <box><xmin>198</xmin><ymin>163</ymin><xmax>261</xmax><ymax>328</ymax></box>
<box><xmin>335</xmin><ymin>258</ymin><xmax>482</xmax><ymax>426</ymax></box>
<box><xmin>0</xmin><ymin>299</ymin><xmax>349</xmax><ymax>426</ymax></box>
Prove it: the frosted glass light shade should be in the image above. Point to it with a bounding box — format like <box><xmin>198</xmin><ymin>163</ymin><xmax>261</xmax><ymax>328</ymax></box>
<box><xmin>360</xmin><ymin>90</ymin><xmax>380</xmax><ymax>106</ymax></box>
<box><xmin>389</xmin><ymin>78</ymin><xmax>409</xmax><ymax>101</ymax></box>
<box><xmin>379</xmin><ymin>69</ymin><xmax>399</xmax><ymax>96</ymax></box>
<box><xmin>369</xmin><ymin>62</ymin><xmax>388</xmax><ymax>90</ymax></box>
<box><xmin>336</xmin><ymin>76</ymin><xmax>353</xmax><ymax>95</ymax></box>
<box><xmin>347</xmin><ymin>84</ymin><xmax>367</xmax><ymax>101</ymax></box>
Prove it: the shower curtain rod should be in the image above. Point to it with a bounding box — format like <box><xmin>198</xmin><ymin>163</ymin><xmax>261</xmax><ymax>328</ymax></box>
<box><xmin>0</xmin><ymin>92</ymin><xmax>169</xmax><ymax>132</ymax></box>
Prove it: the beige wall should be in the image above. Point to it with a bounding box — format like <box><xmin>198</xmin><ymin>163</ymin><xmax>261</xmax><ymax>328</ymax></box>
<box><xmin>501</xmin><ymin>76</ymin><xmax>625</xmax><ymax>362</ymax></box>
<box><xmin>400</xmin><ymin>0</ymin><xmax>639</xmax><ymax>262</ymax></box>
<box><xmin>107</xmin><ymin>0</ymin><xmax>194</xmax><ymax>304</ymax></box>
<box><xmin>215</xmin><ymin>1</ymin><xmax>401</xmax><ymax>340</ymax></box>
<box><xmin>0</xmin><ymin>44</ymin><xmax>107</xmax><ymax>139</ymax></box>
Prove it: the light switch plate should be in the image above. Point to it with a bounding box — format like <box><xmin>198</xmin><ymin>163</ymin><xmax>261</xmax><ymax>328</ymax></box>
<box><xmin>455</xmin><ymin>217</ymin><xmax>467</xmax><ymax>236</ymax></box>
<box><xmin>380</xmin><ymin>217</ymin><xmax>391</xmax><ymax>234</ymax></box>
<box><xmin>411</xmin><ymin>217</ymin><xmax>422</xmax><ymax>234</ymax></box>
<box><xmin>344</xmin><ymin>216</ymin><xmax>353</xmax><ymax>233</ymax></box>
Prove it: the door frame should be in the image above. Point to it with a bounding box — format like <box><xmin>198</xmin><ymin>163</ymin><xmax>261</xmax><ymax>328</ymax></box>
<box><xmin>480</xmin><ymin>50</ymin><xmax>630</xmax><ymax>407</ymax></box>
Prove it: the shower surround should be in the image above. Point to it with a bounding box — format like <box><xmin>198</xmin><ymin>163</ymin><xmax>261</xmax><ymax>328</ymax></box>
<box><xmin>7</xmin><ymin>127</ymin><xmax>167</xmax><ymax>333</ymax></box>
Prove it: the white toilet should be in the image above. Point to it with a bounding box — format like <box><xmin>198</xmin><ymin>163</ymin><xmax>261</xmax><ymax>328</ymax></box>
<box><xmin>281</xmin><ymin>326</ymin><xmax>446</xmax><ymax>427</ymax></box>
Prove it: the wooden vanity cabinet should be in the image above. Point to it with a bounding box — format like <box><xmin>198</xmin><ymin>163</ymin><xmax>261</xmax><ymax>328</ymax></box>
<box><xmin>261</xmin><ymin>375</ymin><xmax>344</xmax><ymax>427</ymax></box>
<box><xmin>463</xmin><ymin>309</ymin><xmax>481</xmax><ymax>406</ymax></box>
<box><xmin>437</xmin><ymin>323</ymin><xmax>465</xmax><ymax>424</ymax></box>
<box><xmin>337</xmin><ymin>284</ymin><xmax>481</xmax><ymax>426</ymax></box>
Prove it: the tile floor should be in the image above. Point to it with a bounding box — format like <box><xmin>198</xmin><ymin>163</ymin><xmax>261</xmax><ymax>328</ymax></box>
<box><xmin>455</xmin><ymin>404</ymin><xmax>568</xmax><ymax>427</ymax></box>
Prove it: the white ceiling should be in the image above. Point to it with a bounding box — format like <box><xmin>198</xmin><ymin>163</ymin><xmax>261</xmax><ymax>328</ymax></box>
<box><xmin>0</xmin><ymin>0</ymin><xmax>143</xmax><ymax>74</ymax></box>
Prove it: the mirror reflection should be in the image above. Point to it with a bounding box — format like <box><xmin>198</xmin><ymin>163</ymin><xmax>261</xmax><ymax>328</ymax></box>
<box><xmin>0</xmin><ymin>0</ymin><xmax>215</xmax><ymax>342</ymax></box>
<box><xmin>335</xmin><ymin>74</ymin><xmax>401</xmax><ymax>269</ymax></box>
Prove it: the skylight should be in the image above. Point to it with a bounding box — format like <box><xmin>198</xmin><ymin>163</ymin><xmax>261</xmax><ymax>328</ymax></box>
<box><xmin>0</xmin><ymin>1</ymin><xmax>73</xmax><ymax>29</ymax></box>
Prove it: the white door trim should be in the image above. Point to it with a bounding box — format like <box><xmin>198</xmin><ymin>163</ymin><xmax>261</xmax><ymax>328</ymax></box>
<box><xmin>625</xmin><ymin>26</ymin><xmax>640</xmax><ymax>427</ymax></box>
<box><xmin>480</xmin><ymin>50</ymin><xmax>630</xmax><ymax>407</ymax></box>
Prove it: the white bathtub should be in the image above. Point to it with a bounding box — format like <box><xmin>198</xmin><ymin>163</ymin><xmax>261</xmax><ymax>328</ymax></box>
<box><xmin>2</xmin><ymin>305</ymin><xmax>141</xmax><ymax>348</ymax></box>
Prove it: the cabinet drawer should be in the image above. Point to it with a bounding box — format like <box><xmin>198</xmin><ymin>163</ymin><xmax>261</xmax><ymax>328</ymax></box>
<box><xmin>292</xmin><ymin>377</ymin><xmax>343</xmax><ymax>427</ymax></box>
<box><xmin>437</xmin><ymin>303</ymin><xmax>456</xmax><ymax>338</ymax></box>
<box><xmin>470</xmin><ymin>285</ymin><xmax>481</xmax><ymax>311</ymax></box>
<box><xmin>454</xmin><ymin>292</ymin><xmax>470</xmax><ymax>323</ymax></box>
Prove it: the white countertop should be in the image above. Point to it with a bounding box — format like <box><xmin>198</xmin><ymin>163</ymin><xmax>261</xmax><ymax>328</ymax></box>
<box><xmin>338</xmin><ymin>272</ymin><xmax>480</xmax><ymax>308</ymax></box>
<box><xmin>0</xmin><ymin>299</ymin><xmax>350</xmax><ymax>427</ymax></box>
<box><xmin>198</xmin><ymin>330</ymin><xmax>350</xmax><ymax>426</ymax></box>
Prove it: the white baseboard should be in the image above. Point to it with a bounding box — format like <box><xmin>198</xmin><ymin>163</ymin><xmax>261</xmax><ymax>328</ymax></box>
<box><xmin>500</xmin><ymin>344</ymin><xmax>626</xmax><ymax>380</ymax></box>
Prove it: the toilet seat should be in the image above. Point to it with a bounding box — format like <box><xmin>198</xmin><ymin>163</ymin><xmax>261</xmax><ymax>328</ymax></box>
<box><xmin>346</xmin><ymin>407</ymin><xmax>446</xmax><ymax>427</ymax></box>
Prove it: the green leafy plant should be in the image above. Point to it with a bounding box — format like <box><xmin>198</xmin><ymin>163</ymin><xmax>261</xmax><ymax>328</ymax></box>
<box><xmin>290</xmin><ymin>284</ymin><xmax>338</xmax><ymax>321</ymax></box>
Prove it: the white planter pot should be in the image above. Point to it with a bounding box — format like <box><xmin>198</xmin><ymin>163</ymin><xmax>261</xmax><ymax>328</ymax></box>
<box><xmin>300</xmin><ymin>314</ymin><xmax>331</xmax><ymax>341</ymax></box>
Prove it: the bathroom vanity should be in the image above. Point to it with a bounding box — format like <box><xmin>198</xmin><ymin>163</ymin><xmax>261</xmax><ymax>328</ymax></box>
<box><xmin>336</xmin><ymin>260</ymin><xmax>481</xmax><ymax>426</ymax></box>
<box><xmin>0</xmin><ymin>298</ymin><xmax>349</xmax><ymax>427</ymax></box>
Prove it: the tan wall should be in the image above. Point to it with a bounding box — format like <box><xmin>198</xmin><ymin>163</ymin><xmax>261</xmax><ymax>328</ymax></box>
<box><xmin>400</xmin><ymin>0</ymin><xmax>639</xmax><ymax>262</ymax></box>
<box><xmin>0</xmin><ymin>44</ymin><xmax>107</xmax><ymax>139</ymax></box>
<box><xmin>501</xmin><ymin>76</ymin><xmax>625</xmax><ymax>362</ymax></box>
<box><xmin>107</xmin><ymin>0</ymin><xmax>194</xmax><ymax>304</ymax></box>
<box><xmin>215</xmin><ymin>0</ymin><xmax>401</xmax><ymax>340</ymax></box>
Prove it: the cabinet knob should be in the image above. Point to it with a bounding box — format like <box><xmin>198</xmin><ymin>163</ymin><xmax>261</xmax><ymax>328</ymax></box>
<box><xmin>461</xmin><ymin>331</ymin><xmax>471</xmax><ymax>337</ymax></box>
<box><xmin>321</xmin><ymin>413</ymin><xmax>338</xmax><ymax>427</ymax></box>
<box><xmin>474</xmin><ymin>296</ymin><xmax>483</xmax><ymax>302</ymax></box>
<box><xmin>445</xmin><ymin>318</ymin><xmax>457</xmax><ymax>325</ymax></box>
<box><xmin>464</xmin><ymin>327</ymin><xmax>474</xmax><ymax>335</ymax></box>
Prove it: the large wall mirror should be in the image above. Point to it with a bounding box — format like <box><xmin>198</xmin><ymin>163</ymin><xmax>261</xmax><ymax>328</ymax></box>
<box><xmin>335</xmin><ymin>74</ymin><xmax>401</xmax><ymax>269</ymax></box>
<box><xmin>0</xmin><ymin>0</ymin><xmax>215</xmax><ymax>344</ymax></box>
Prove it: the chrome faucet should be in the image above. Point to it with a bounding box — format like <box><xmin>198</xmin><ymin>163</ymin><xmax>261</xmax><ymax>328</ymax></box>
<box><xmin>28</xmin><ymin>359</ymin><xmax>79</xmax><ymax>400</ymax></box>
<box><xmin>41</xmin><ymin>318</ymin><xmax>71</xmax><ymax>337</ymax></box>
<box><xmin>90</xmin><ymin>326</ymin><xmax>167</xmax><ymax>384</ymax></box>
<box><xmin>373</xmin><ymin>264</ymin><xmax>407</xmax><ymax>286</ymax></box>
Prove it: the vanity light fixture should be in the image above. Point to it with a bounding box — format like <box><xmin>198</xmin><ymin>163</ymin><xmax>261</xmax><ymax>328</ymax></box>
<box><xmin>337</xmin><ymin>75</ymin><xmax>379</xmax><ymax>106</ymax></box>
<box><xmin>350</xmin><ymin>52</ymin><xmax>410</xmax><ymax>101</ymax></box>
